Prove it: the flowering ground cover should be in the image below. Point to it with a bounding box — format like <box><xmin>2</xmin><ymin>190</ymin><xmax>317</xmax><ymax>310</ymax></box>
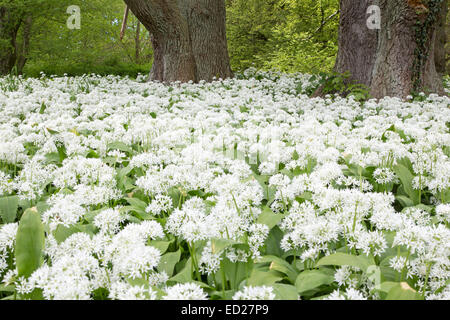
<box><xmin>0</xmin><ymin>70</ymin><xmax>449</xmax><ymax>300</ymax></box>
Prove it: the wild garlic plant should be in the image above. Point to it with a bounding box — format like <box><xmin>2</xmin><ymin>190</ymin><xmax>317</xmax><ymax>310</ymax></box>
<box><xmin>0</xmin><ymin>70</ymin><xmax>449</xmax><ymax>300</ymax></box>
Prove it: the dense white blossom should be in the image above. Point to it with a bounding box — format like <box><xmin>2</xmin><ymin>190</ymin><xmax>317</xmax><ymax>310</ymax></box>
<box><xmin>0</xmin><ymin>72</ymin><xmax>449</xmax><ymax>300</ymax></box>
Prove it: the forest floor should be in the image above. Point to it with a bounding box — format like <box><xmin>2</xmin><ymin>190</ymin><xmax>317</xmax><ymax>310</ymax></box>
<box><xmin>0</xmin><ymin>71</ymin><xmax>449</xmax><ymax>300</ymax></box>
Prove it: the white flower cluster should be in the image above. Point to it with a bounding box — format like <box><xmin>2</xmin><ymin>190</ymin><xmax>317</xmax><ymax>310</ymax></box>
<box><xmin>233</xmin><ymin>286</ymin><xmax>276</xmax><ymax>300</ymax></box>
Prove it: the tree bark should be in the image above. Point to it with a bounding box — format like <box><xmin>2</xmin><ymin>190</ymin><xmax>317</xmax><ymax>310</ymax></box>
<box><xmin>332</xmin><ymin>0</ymin><xmax>445</xmax><ymax>99</ymax></box>
<box><xmin>0</xmin><ymin>7</ymin><xmax>22</xmax><ymax>75</ymax></box>
<box><xmin>370</xmin><ymin>0</ymin><xmax>444</xmax><ymax>98</ymax></box>
<box><xmin>334</xmin><ymin>0</ymin><xmax>378</xmax><ymax>87</ymax></box>
<box><xmin>434</xmin><ymin>0</ymin><xmax>448</xmax><ymax>76</ymax></box>
<box><xmin>16</xmin><ymin>15</ymin><xmax>32</xmax><ymax>75</ymax></box>
<box><xmin>183</xmin><ymin>0</ymin><xmax>233</xmax><ymax>81</ymax></box>
<box><xmin>124</xmin><ymin>0</ymin><xmax>232</xmax><ymax>83</ymax></box>
<box><xmin>135</xmin><ymin>21</ymin><xmax>141</xmax><ymax>63</ymax></box>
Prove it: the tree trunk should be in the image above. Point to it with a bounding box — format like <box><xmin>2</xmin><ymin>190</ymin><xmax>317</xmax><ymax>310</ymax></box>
<box><xmin>334</xmin><ymin>0</ymin><xmax>378</xmax><ymax>87</ymax></box>
<box><xmin>16</xmin><ymin>15</ymin><xmax>32</xmax><ymax>75</ymax></box>
<box><xmin>135</xmin><ymin>21</ymin><xmax>141</xmax><ymax>63</ymax></box>
<box><xmin>183</xmin><ymin>0</ymin><xmax>233</xmax><ymax>81</ymax></box>
<box><xmin>333</xmin><ymin>0</ymin><xmax>445</xmax><ymax>99</ymax></box>
<box><xmin>0</xmin><ymin>7</ymin><xmax>22</xmax><ymax>75</ymax></box>
<box><xmin>370</xmin><ymin>0</ymin><xmax>444</xmax><ymax>98</ymax></box>
<box><xmin>124</xmin><ymin>0</ymin><xmax>233</xmax><ymax>82</ymax></box>
<box><xmin>434</xmin><ymin>0</ymin><xmax>448</xmax><ymax>76</ymax></box>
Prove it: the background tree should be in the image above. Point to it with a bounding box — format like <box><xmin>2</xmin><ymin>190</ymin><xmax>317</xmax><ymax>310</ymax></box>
<box><xmin>226</xmin><ymin>0</ymin><xmax>339</xmax><ymax>73</ymax></box>
<box><xmin>0</xmin><ymin>0</ymin><xmax>153</xmax><ymax>77</ymax></box>
<box><xmin>0</xmin><ymin>1</ymin><xmax>26</xmax><ymax>75</ymax></box>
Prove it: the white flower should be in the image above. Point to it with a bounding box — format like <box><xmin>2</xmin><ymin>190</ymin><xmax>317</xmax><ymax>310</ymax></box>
<box><xmin>233</xmin><ymin>286</ymin><xmax>276</xmax><ymax>300</ymax></box>
<box><xmin>93</xmin><ymin>208</ymin><xmax>126</xmax><ymax>235</ymax></box>
<box><xmin>436</xmin><ymin>204</ymin><xmax>450</xmax><ymax>223</ymax></box>
<box><xmin>109</xmin><ymin>281</ymin><xmax>157</xmax><ymax>300</ymax></box>
<box><xmin>163</xmin><ymin>283</ymin><xmax>208</xmax><ymax>300</ymax></box>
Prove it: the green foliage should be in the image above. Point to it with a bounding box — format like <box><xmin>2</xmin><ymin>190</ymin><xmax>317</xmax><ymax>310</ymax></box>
<box><xmin>0</xmin><ymin>196</ymin><xmax>19</xmax><ymax>223</ymax></box>
<box><xmin>384</xmin><ymin>282</ymin><xmax>423</xmax><ymax>300</ymax></box>
<box><xmin>309</xmin><ymin>72</ymin><xmax>372</xmax><ymax>102</ymax></box>
<box><xmin>226</xmin><ymin>0</ymin><xmax>339</xmax><ymax>73</ymax></box>
<box><xmin>316</xmin><ymin>253</ymin><xmax>373</xmax><ymax>272</ymax></box>
<box><xmin>295</xmin><ymin>269</ymin><xmax>334</xmax><ymax>294</ymax></box>
<box><xmin>15</xmin><ymin>207</ymin><xmax>45</xmax><ymax>278</ymax></box>
<box><xmin>1</xmin><ymin>0</ymin><xmax>152</xmax><ymax>77</ymax></box>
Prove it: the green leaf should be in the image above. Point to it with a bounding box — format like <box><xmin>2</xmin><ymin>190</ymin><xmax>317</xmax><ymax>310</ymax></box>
<box><xmin>374</xmin><ymin>281</ymin><xmax>400</xmax><ymax>294</ymax></box>
<box><xmin>395</xmin><ymin>195</ymin><xmax>415</xmax><ymax>208</ymax></box>
<box><xmin>116</xmin><ymin>166</ymin><xmax>133</xmax><ymax>190</ymax></box>
<box><xmin>0</xmin><ymin>195</ymin><xmax>19</xmax><ymax>223</ymax></box>
<box><xmin>158</xmin><ymin>250</ymin><xmax>181</xmax><ymax>277</ymax></box>
<box><xmin>15</xmin><ymin>208</ymin><xmax>45</xmax><ymax>278</ymax></box>
<box><xmin>35</xmin><ymin>201</ymin><xmax>50</xmax><ymax>215</ymax></box>
<box><xmin>315</xmin><ymin>252</ymin><xmax>372</xmax><ymax>272</ymax></box>
<box><xmin>247</xmin><ymin>270</ymin><xmax>284</xmax><ymax>286</ymax></box>
<box><xmin>39</xmin><ymin>102</ymin><xmax>46</xmax><ymax>114</ymax></box>
<box><xmin>258</xmin><ymin>255</ymin><xmax>298</xmax><ymax>284</ymax></box>
<box><xmin>265</xmin><ymin>226</ymin><xmax>284</xmax><ymax>257</ymax></box>
<box><xmin>252</xmin><ymin>174</ymin><xmax>276</xmax><ymax>202</ymax></box>
<box><xmin>53</xmin><ymin>224</ymin><xmax>80</xmax><ymax>244</ymax></box>
<box><xmin>46</xmin><ymin>128</ymin><xmax>59</xmax><ymax>135</ymax></box>
<box><xmin>0</xmin><ymin>284</ymin><xmax>15</xmax><ymax>292</ymax></box>
<box><xmin>442</xmin><ymin>189</ymin><xmax>450</xmax><ymax>203</ymax></box>
<box><xmin>385</xmin><ymin>282</ymin><xmax>423</xmax><ymax>300</ymax></box>
<box><xmin>393</xmin><ymin>164</ymin><xmax>420</xmax><ymax>205</ymax></box>
<box><xmin>76</xmin><ymin>224</ymin><xmax>96</xmax><ymax>235</ymax></box>
<box><xmin>257</xmin><ymin>206</ymin><xmax>284</xmax><ymax>230</ymax></box>
<box><xmin>107</xmin><ymin>141</ymin><xmax>133</xmax><ymax>154</ymax></box>
<box><xmin>210</xmin><ymin>238</ymin><xmax>239</xmax><ymax>255</ymax></box>
<box><xmin>272</xmin><ymin>284</ymin><xmax>299</xmax><ymax>300</ymax></box>
<box><xmin>168</xmin><ymin>187</ymin><xmax>182</xmax><ymax>208</ymax></box>
<box><xmin>295</xmin><ymin>270</ymin><xmax>334</xmax><ymax>294</ymax></box>
<box><xmin>125</xmin><ymin>197</ymin><xmax>148</xmax><ymax>211</ymax></box>
<box><xmin>55</xmin><ymin>141</ymin><xmax>67</xmax><ymax>163</ymax></box>
<box><xmin>223</xmin><ymin>256</ymin><xmax>254</xmax><ymax>290</ymax></box>
<box><xmin>120</xmin><ymin>205</ymin><xmax>154</xmax><ymax>220</ymax></box>
<box><xmin>44</xmin><ymin>152</ymin><xmax>61</xmax><ymax>164</ymax></box>
<box><xmin>150</xmin><ymin>240</ymin><xmax>173</xmax><ymax>254</ymax></box>
<box><xmin>168</xmin><ymin>258</ymin><xmax>193</xmax><ymax>284</ymax></box>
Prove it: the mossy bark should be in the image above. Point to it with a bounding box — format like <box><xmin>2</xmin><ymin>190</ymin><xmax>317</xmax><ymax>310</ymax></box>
<box><xmin>334</xmin><ymin>0</ymin><xmax>445</xmax><ymax>99</ymax></box>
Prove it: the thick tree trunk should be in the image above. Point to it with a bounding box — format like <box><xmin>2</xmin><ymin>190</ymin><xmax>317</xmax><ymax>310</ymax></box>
<box><xmin>124</xmin><ymin>0</ymin><xmax>232</xmax><ymax>83</ymax></box>
<box><xmin>370</xmin><ymin>0</ymin><xmax>444</xmax><ymax>98</ymax></box>
<box><xmin>124</xmin><ymin>0</ymin><xmax>196</xmax><ymax>82</ymax></box>
<box><xmin>0</xmin><ymin>7</ymin><xmax>22</xmax><ymax>75</ymax></box>
<box><xmin>183</xmin><ymin>0</ymin><xmax>233</xmax><ymax>81</ymax></box>
<box><xmin>334</xmin><ymin>0</ymin><xmax>378</xmax><ymax>87</ymax></box>
<box><xmin>332</xmin><ymin>0</ymin><xmax>445</xmax><ymax>99</ymax></box>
